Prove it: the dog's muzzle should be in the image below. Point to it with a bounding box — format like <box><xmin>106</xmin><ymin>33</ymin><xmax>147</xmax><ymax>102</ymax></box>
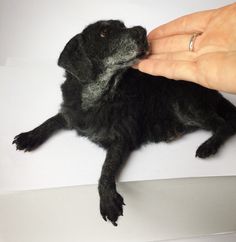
<box><xmin>130</xmin><ymin>26</ymin><xmax>149</xmax><ymax>58</ymax></box>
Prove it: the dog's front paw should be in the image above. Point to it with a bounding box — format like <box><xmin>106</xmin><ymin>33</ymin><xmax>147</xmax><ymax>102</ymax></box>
<box><xmin>100</xmin><ymin>190</ymin><xmax>125</xmax><ymax>226</ymax></box>
<box><xmin>12</xmin><ymin>131</ymin><xmax>43</xmax><ymax>152</ymax></box>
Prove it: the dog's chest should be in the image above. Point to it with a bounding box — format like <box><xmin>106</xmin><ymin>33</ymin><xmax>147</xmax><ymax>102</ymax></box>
<box><xmin>75</xmin><ymin>122</ymin><xmax>108</xmax><ymax>144</ymax></box>
<box><xmin>73</xmin><ymin>106</ymin><xmax>116</xmax><ymax>147</ymax></box>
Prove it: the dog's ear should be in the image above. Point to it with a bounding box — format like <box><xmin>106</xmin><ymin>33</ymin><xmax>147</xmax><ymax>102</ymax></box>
<box><xmin>58</xmin><ymin>34</ymin><xmax>93</xmax><ymax>81</ymax></box>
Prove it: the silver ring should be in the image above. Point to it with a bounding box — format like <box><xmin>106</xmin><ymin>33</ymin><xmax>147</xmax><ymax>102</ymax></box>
<box><xmin>189</xmin><ymin>32</ymin><xmax>202</xmax><ymax>52</ymax></box>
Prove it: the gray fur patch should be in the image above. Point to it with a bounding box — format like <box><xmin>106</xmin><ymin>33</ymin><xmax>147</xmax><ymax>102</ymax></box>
<box><xmin>173</xmin><ymin>103</ymin><xmax>201</xmax><ymax>127</ymax></box>
<box><xmin>81</xmin><ymin>38</ymin><xmax>139</xmax><ymax>110</ymax></box>
<box><xmin>81</xmin><ymin>67</ymin><xmax>119</xmax><ymax>110</ymax></box>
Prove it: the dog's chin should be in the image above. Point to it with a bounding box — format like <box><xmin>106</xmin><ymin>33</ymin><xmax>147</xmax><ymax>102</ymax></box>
<box><xmin>117</xmin><ymin>50</ymin><xmax>149</xmax><ymax>68</ymax></box>
<box><xmin>137</xmin><ymin>49</ymin><xmax>149</xmax><ymax>58</ymax></box>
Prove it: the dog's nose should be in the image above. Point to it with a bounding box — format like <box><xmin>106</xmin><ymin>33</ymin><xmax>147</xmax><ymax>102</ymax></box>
<box><xmin>131</xmin><ymin>26</ymin><xmax>147</xmax><ymax>38</ymax></box>
<box><xmin>130</xmin><ymin>26</ymin><xmax>147</xmax><ymax>46</ymax></box>
<box><xmin>130</xmin><ymin>26</ymin><xmax>148</xmax><ymax>52</ymax></box>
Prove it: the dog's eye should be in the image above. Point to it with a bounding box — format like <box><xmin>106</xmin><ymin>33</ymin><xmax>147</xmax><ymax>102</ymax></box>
<box><xmin>100</xmin><ymin>28</ymin><xmax>109</xmax><ymax>38</ymax></box>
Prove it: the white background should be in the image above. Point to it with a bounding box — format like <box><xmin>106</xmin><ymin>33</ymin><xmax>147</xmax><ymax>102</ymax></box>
<box><xmin>0</xmin><ymin>0</ymin><xmax>236</xmax><ymax>192</ymax></box>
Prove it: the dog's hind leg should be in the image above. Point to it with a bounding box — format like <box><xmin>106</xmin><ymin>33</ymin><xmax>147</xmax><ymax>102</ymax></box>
<box><xmin>196</xmin><ymin>124</ymin><xmax>234</xmax><ymax>158</ymax></box>
<box><xmin>216</xmin><ymin>95</ymin><xmax>236</xmax><ymax>131</ymax></box>
<box><xmin>196</xmin><ymin>96</ymin><xmax>236</xmax><ymax>158</ymax></box>
<box><xmin>13</xmin><ymin>113</ymin><xmax>67</xmax><ymax>152</ymax></box>
<box><xmin>195</xmin><ymin>114</ymin><xmax>235</xmax><ymax>158</ymax></box>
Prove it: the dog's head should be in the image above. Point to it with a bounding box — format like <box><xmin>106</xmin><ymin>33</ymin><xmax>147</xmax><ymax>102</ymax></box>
<box><xmin>58</xmin><ymin>20</ymin><xmax>148</xmax><ymax>81</ymax></box>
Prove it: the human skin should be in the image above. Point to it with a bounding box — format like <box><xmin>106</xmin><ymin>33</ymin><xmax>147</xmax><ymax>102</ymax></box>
<box><xmin>134</xmin><ymin>3</ymin><xmax>236</xmax><ymax>94</ymax></box>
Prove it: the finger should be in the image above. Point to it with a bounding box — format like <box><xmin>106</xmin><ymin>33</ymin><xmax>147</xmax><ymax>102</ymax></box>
<box><xmin>148</xmin><ymin>9</ymin><xmax>214</xmax><ymax>40</ymax></box>
<box><xmin>136</xmin><ymin>59</ymin><xmax>197</xmax><ymax>83</ymax></box>
<box><xmin>150</xmin><ymin>34</ymin><xmax>202</xmax><ymax>53</ymax></box>
<box><xmin>148</xmin><ymin>51</ymin><xmax>197</xmax><ymax>61</ymax></box>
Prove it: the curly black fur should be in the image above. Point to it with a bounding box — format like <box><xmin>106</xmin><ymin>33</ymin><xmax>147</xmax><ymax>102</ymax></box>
<box><xmin>13</xmin><ymin>20</ymin><xmax>236</xmax><ymax>226</ymax></box>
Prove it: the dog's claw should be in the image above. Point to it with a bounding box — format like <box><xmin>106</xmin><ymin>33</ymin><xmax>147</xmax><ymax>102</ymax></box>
<box><xmin>12</xmin><ymin>131</ymin><xmax>45</xmax><ymax>152</ymax></box>
<box><xmin>100</xmin><ymin>190</ymin><xmax>124</xmax><ymax>226</ymax></box>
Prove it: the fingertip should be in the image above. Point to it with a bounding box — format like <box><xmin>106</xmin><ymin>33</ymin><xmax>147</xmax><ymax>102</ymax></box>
<box><xmin>132</xmin><ymin>63</ymin><xmax>139</xmax><ymax>69</ymax></box>
<box><xmin>135</xmin><ymin>59</ymin><xmax>155</xmax><ymax>75</ymax></box>
<box><xmin>147</xmin><ymin>32</ymin><xmax>154</xmax><ymax>40</ymax></box>
<box><xmin>147</xmin><ymin>29</ymin><xmax>161</xmax><ymax>40</ymax></box>
<box><xmin>147</xmin><ymin>23</ymin><xmax>168</xmax><ymax>40</ymax></box>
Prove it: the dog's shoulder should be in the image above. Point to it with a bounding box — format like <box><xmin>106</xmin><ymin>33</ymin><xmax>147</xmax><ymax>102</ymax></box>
<box><xmin>60</xmin><ymin>72</ymin><xmax>83</xmax><ymax>104</ymax></box>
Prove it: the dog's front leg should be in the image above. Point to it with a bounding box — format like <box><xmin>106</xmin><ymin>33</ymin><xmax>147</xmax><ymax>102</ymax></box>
<box><xmin>98</xmin><ymin>144</ymin><xmax>129</xmax><ymax>226</ymax></box>
<box><xmin>13</xmin><ymin>113</ymin><xmax>67</xmax><ymax>152</ymax></box>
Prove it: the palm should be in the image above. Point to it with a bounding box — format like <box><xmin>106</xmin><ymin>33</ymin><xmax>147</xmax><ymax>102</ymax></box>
<box><xmin>136</xmin><ymin>3</ymin><xmax>236</xmax><ymax>93</ymax></box>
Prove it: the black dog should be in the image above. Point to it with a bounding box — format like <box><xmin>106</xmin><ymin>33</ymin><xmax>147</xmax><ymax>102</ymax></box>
<box><xmin>13</xmin><ymin>20</ymin><xmax>236</xmax><ymax>226</ymax></box>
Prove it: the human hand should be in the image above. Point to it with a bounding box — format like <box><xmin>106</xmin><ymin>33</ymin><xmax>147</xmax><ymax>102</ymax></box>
<box><xmin>135</xmin><ymin>3</ymin><xmax>236</xmax><ymax>93</ymax></box>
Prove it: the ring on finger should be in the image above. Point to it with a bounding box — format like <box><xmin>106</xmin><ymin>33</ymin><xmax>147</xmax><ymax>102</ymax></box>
<box><xmin>189</xmin><ymin>32</ymin><xmax>202</xmax><ymax>52</ymax></box>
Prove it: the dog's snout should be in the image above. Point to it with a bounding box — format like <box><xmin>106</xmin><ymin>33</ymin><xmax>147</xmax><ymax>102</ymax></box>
<box><xmin>131</xmin><ymin>26</ymin><xmax>147</xmax><ymax>39</ymax></box>
<box><xmin>129</xmin><ymin>26</ymin><xmax>148</xmax><ymax>54</ymax></box>
<box><xmin>130</xmin><ymin>26</ymin><xmax>147</xmax><ymax>48</ymax></box>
